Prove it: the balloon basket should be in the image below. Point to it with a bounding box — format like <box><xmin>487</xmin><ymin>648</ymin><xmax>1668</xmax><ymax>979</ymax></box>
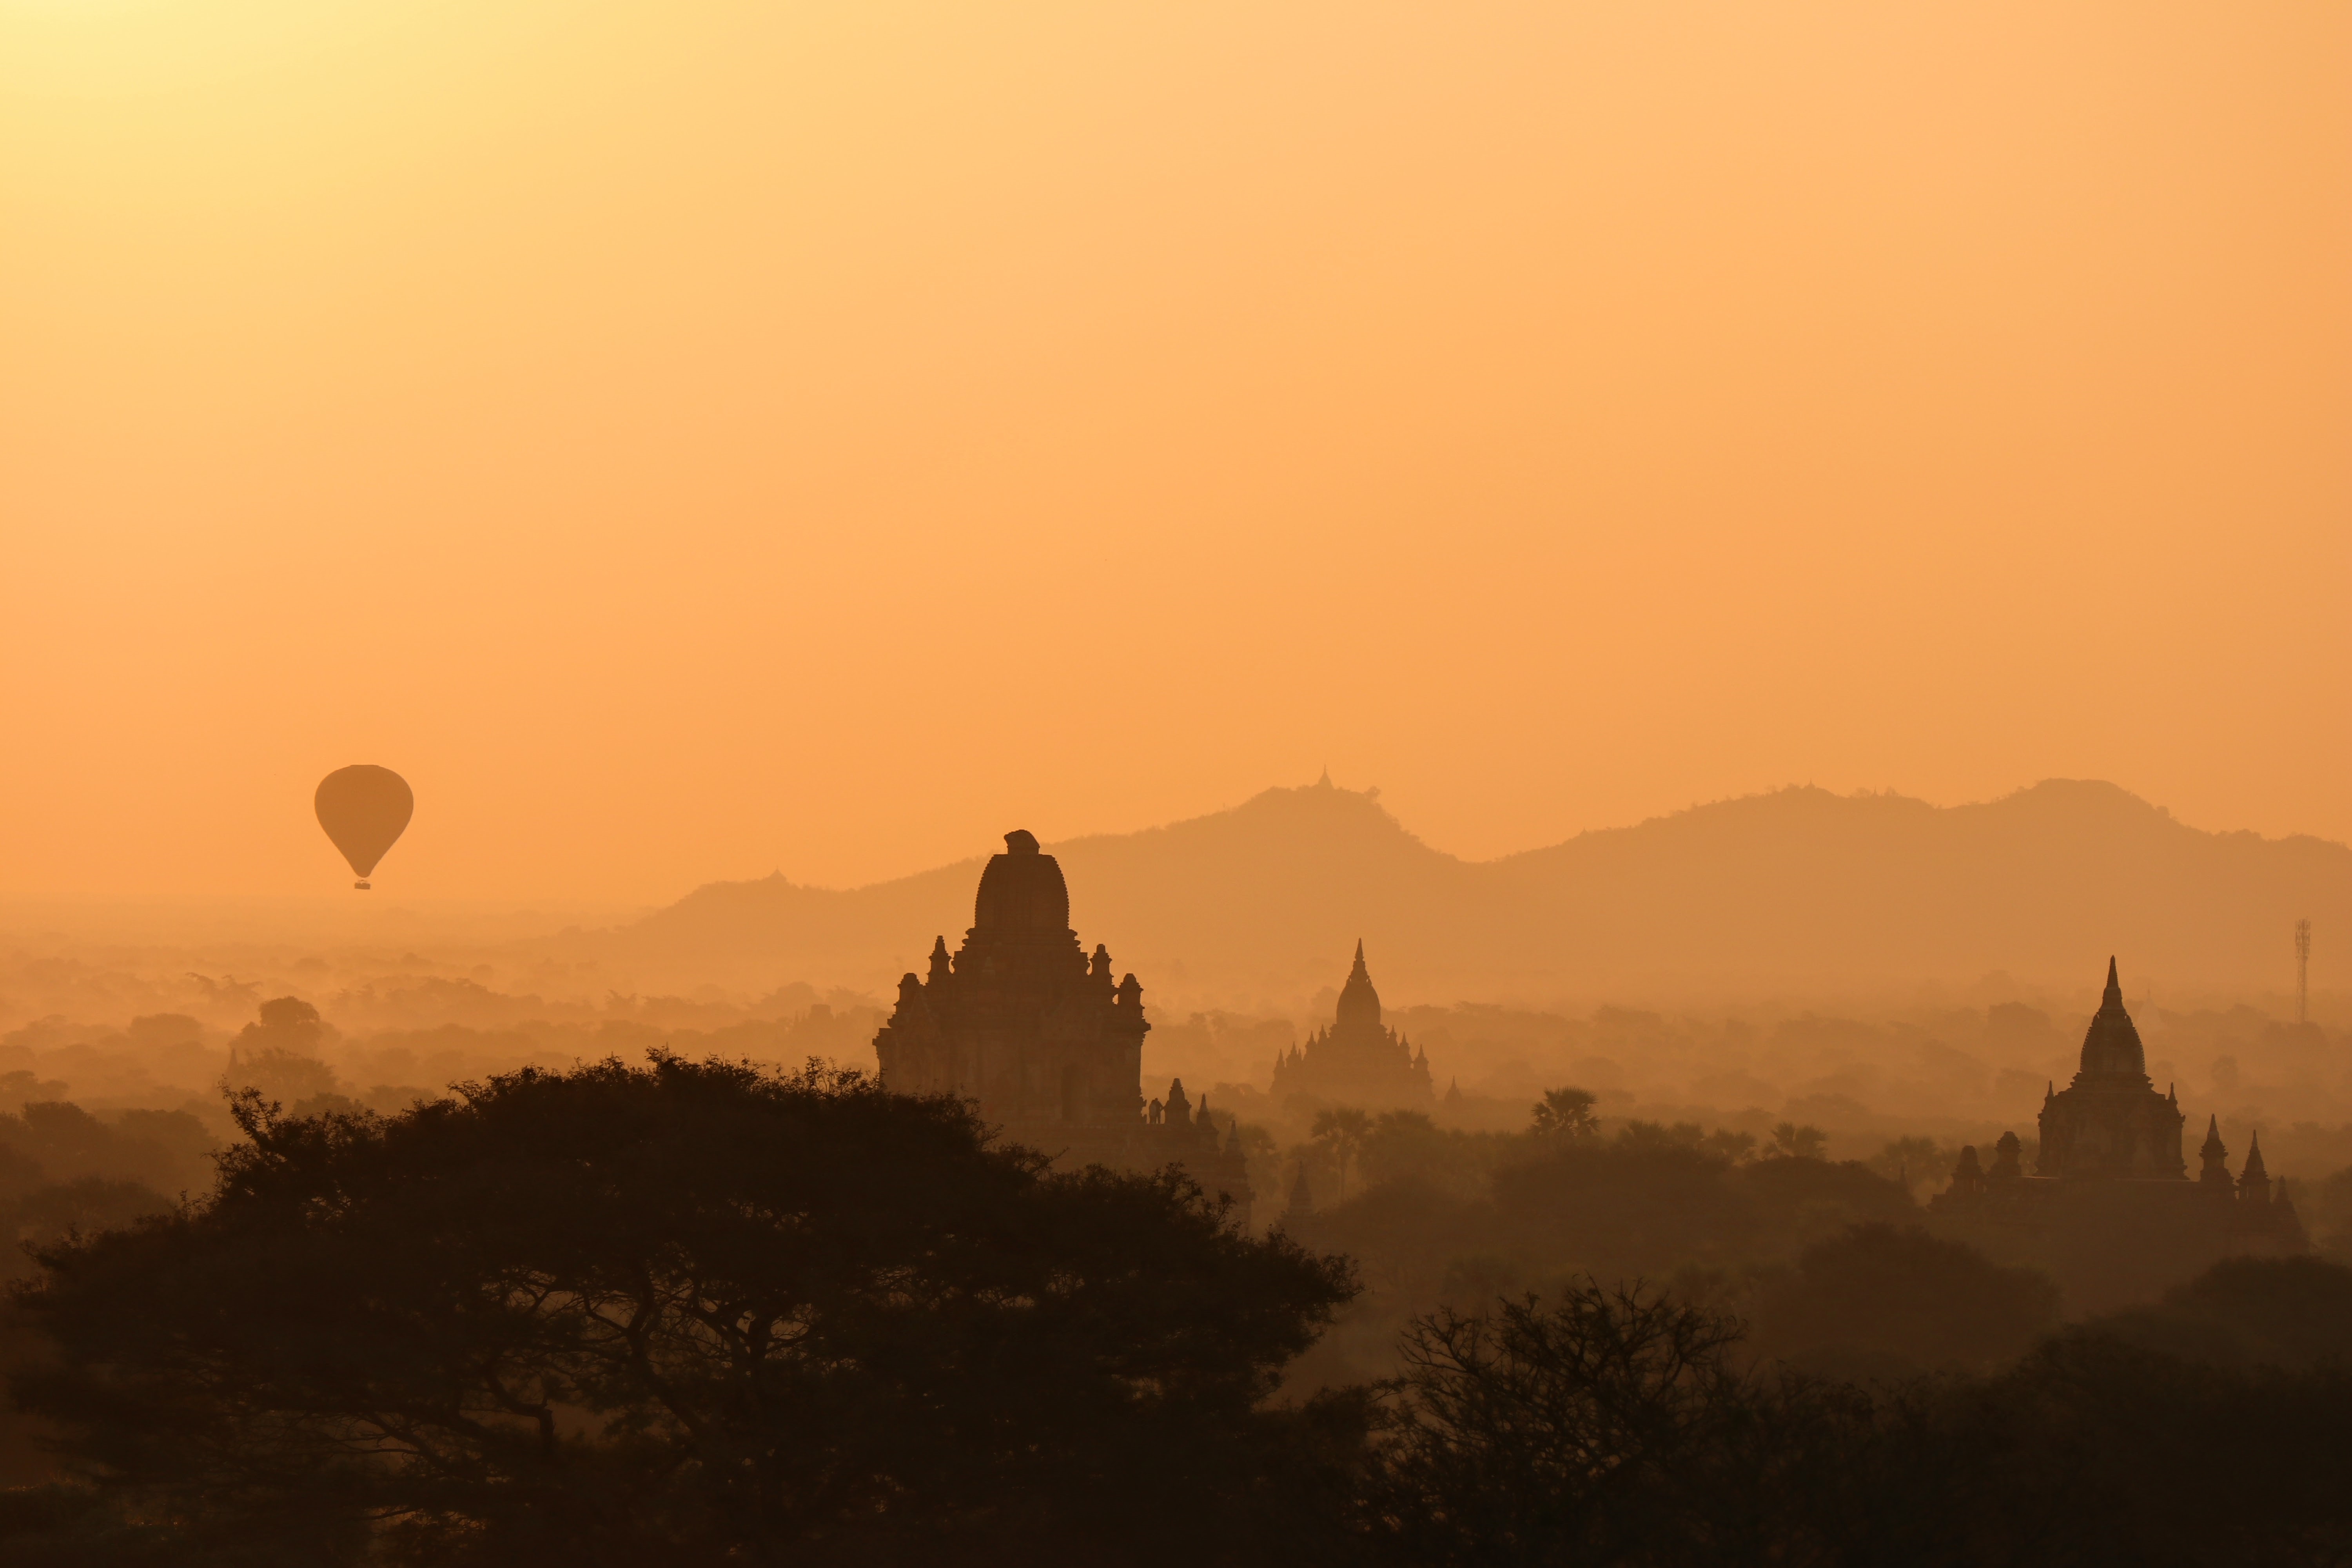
<box><xmin>354</xmin><ymin>880</ymin><xmax>371</xmax><ymax>891</ymax></box>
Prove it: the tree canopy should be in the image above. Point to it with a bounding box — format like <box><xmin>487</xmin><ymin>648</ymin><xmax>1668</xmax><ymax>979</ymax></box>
<box><xmin>14</xmin><ymin>1055</ymin><xmax>1360</xmax><ymax>1567</ymax></box>
<box><xmin>1365</xmin><ymin>1275</ymin><xmax>2352</xmax><ymax>1568</ymax></box>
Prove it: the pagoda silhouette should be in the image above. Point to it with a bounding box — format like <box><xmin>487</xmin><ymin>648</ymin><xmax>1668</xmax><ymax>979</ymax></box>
<box><xmin>1270</xmin><ymin>942</ymin><xmax>1434</xmax><ymax>1111</ymax></box>
<box><xmin>1933</xmin><ymin>957</ymin><xmax>2303</xmax><ymax>1307</ymax></box>
<box><xmin>873</xmin><ymin>830</ymin><xmax>1252</xmax><ymax>1223</ymax></box>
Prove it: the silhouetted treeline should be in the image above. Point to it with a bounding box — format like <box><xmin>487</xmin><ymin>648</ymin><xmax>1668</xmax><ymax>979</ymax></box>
<box><xmin>1</xmin><ymin>1060</ymin><xmax>2348</xmax><ymax>1565</ymax></box>
<box><xmin>0</xmin><ymin>977</ymin><xmax>888</xmax><ymax>1114</ymax></box>
<box><xmin>1367</xmin><ymin>1273</ymin><xmax>2352</xmax><ymax>1567</ymax></box>
<box><xmin>0</xmin><ymin>1102</ymin><xmax>210</xmax><ymax>1287</ymax></box>
<box><xmin>8</xmin><ymin>1058</ymin><xmax>1363</xmax><ymax>1567</ymax></box>
<box><xmin>1282</xmin><ymin>1108</ymin><xmax>1967</xmax><ymax>1385</ymax></box>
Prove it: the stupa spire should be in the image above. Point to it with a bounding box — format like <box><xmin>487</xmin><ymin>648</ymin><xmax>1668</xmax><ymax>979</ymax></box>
<box><xmin>2103</xmin><ymin>956</ymin><xmax>2122</xmax><ymax>1005</ymax></box>
<box><xmin>1335</xmin><ymin>940</ymin><xmax>1382</xmax><ymax>1031</ymax></box>
<box><xmin>2198</xmin><ymin>1113</ymin><xmax>2231</xmax><ymax>1187</ymax></box>
<box><xmin>2239</xmin><ymin>1129</ymin><xmax>2272</xmax><ymax>1205</ymax></box>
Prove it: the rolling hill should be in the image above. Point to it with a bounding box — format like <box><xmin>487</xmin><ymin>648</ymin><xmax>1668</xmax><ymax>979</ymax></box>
<box><xmin>546</xmin><ymin>779</ymin><xmax>2350</xmax><ymax>1008</ymax></box>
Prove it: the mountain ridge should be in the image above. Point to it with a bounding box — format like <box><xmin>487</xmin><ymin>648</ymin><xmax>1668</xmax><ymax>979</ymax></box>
<box><xmin>555</xmin><ymin>779</ymin><xmax>2349</xmax><ymax>1005</ymax></box>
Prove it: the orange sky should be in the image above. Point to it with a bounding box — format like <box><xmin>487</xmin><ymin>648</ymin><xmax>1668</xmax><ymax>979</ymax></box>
<box><xmin>3</xmin><ymin>0</ymin><xmax>2347</xmax><ymax>906</ymax></box>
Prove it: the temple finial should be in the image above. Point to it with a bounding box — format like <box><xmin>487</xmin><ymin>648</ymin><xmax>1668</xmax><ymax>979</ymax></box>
<box><xmin>2103</xmin><ymin>956</ymin><xmax>2122</xmax><ymax>1004</ymax></box>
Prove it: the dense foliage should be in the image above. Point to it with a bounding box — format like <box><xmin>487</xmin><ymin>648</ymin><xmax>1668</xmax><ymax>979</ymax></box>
<box><xmin>1366</xmin><ymin>1275</ymin><xmax>2352</xmax><ymax>1567</ymax></box>
<box><xmin>4</xmin><ymin>1060</ymin><xmax>2350</xmax><ymax>1566</ymax></box>
<box><xmin>10</xmin><ymin>1056</ymin><xmax>1360</xmax><ymax>1566</ymax></box>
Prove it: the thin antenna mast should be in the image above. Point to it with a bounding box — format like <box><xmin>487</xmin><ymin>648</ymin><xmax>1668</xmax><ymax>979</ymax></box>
<box><xmin>2294</xmin><ymin>918</ymin><xmax>2311</xmax><ymax>1026</ymax></box>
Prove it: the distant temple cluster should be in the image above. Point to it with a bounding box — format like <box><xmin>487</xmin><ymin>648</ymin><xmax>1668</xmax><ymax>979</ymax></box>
<box><xmin>1933</xmin><ymin>958</ymin><xmax>2303</xmax><ymax>1299</ymax></box>
<box><xmin>1270</xmin><ymin>941</ymin><xmax>1434</xmax><ymax>1111</ymax></box>
<box><xmin>871</xmin><ymin>831</ymin><xmax>2312</xmax><ymax>1286</ymax></box>
<box><xmin>872</xmin><ymin>831</ymin><xmax>1252</xmax><ymax>1223</ymax></box>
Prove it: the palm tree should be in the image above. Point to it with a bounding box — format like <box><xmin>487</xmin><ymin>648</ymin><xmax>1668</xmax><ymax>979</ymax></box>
<box><xmin>1310</xmin><ymin>1107</ymin><xmax>1372</xmax><ymax>1201</ymax></box>
<box><xmin>1531</xmin><ymin>1086</ymin><xmax>1600</xmax><ymax>1141</ymax></box>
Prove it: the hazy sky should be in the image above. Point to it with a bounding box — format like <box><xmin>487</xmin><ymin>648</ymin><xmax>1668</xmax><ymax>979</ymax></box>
<box><xmin>4</xmin><ymin>0</ymin><xmax>2346</xmax><ymax>904</ymax></box>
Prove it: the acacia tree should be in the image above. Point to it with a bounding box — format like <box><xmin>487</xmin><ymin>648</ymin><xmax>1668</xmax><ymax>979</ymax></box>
<box><xmin>1368</xmin><ymin>1282</ymin><xmax>1877</xmax><ymax>1566</ymax></box>
<box><xmin>1368</xmin><ymin>1276</ymin><xmax>2352</xmax><ymax>1566</ymax></box>
<box><xmin>15</xmin><ymin>1056</ymin><xmax>1361</xmax><ymax>1567</ymax></box>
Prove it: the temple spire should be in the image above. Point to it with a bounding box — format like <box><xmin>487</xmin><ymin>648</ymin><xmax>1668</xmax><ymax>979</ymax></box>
<box><xmin>2199</xmin><ymin>1113</ymin><xmax>2231</xmax><ymax>1188</ymax></box>
<box><xmin>2240</xmin><ymin>1129</ymin><xmax>2271</xmax><ymax>1203</ymax></box>
<box><xmin>1336</xmin><ymin>940</ymin><xmax>1382</xmax><ymax>1030</ymax></box>
<box><xmin>2103</xmin><ymin>955</ymin><xmax>2122</xmax><ymax>1005</ymax></box>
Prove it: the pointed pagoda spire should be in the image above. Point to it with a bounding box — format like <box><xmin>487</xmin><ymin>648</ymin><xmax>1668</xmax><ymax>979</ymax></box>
<box><xmin>2199</xmin><ymin>1112</ymin><xmax>2232</xmax><ymax>1188</ymax></box>
<box><xmin>2239</xmin><ymin>1128</ymin><xmax>2272</xmax><ymax>1205</ymax></box>
<box><xmin>2076</xmin><ymin>956</ymin><xmax>2147</xmax><ymax>1080</ymax></box>
<box><xmin>1335</xmin><ymin>939</ymin><xmax>1382</xmax><ymax>1030</ymax></box>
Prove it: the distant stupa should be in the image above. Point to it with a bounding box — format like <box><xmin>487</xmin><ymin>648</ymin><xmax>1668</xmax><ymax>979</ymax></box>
<box><xmin>1932</xmin><ymin>958</ymin><xmax>2304</xmax><ymax>1301</ymax></box>
<box><xmin>2035</xmin><ymin>958</ymin><xmax>2185</xmax><ymax>1179</ymax></box>
<box><xmin>1270</xmin><ymin>942</ymin><xmax>1435</xmax><ymax>1110</ymax></box>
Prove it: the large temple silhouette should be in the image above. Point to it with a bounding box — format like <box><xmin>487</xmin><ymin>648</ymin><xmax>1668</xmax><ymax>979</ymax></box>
<box><xmin>873</xmin><ymin>830</ymin><xmax>1252</xmax><ymax>1223</ymax></box>
<box><xmin>1270</xmin><ymin>942</ymin><xmax>1434</xmax><ymax>1110</ymax></box>
<box><xmin>2034</xmin><ymin>958</ymin><xmax>2187</xmax><ymax>1178</ymax></box>
<box><xmin>1933</xmin><ymin>958</ymin><xmax>2302</xmax><ymax>1307</ymax></box>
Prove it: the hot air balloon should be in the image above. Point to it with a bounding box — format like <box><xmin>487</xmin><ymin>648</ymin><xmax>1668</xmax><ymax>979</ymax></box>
<box><xmin>315</xmin><ymin>765</ymin><xmax>413</xmax><ymax>890</ymax></box>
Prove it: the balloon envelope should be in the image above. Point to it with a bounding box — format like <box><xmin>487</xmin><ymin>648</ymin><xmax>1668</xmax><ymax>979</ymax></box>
<box><xmin>315</xmin><ymin>766</ymin><xmax>414</xmax><ymax>880</ymax></box>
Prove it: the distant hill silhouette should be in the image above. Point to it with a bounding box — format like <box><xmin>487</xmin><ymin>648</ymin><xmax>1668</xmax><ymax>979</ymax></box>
<box><xmin>554</xmin><ymin>780</ymin><xmax>2350</xmax><ymax>1005</ymax></box>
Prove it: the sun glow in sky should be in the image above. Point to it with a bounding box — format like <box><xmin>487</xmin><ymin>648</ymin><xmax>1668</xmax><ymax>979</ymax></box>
<box><xmin>3</xmin><ymin>0</ymin><xmax>2347</xmax><ymax>903</ymax></box>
